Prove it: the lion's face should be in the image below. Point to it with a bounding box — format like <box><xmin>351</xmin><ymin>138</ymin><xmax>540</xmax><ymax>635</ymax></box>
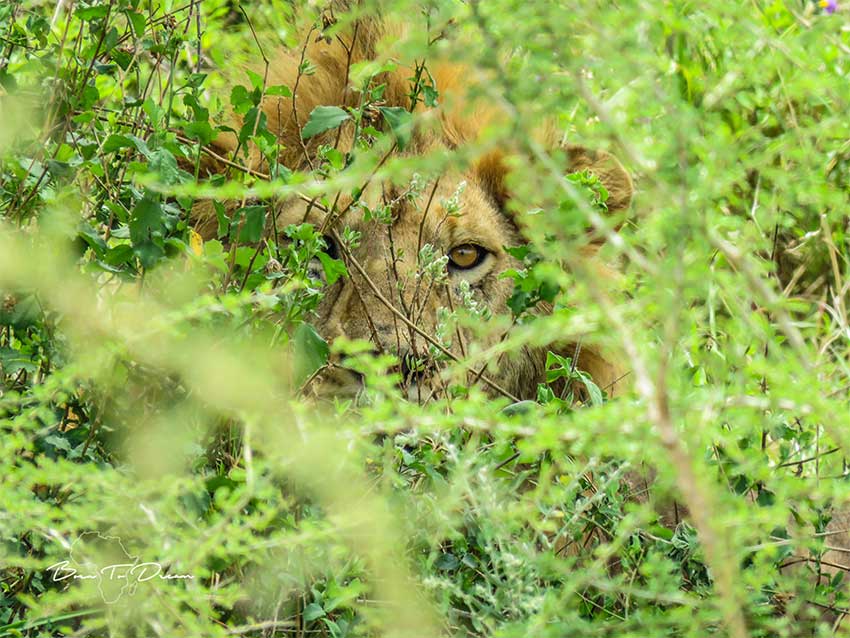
<box><xmin>189</xmin><ymin>24</ymin><xmax>636</xmax><ymax>402</ymax></box>
<box><xmin>267</xmin><ymin>141</ymin><xmax>636</xmax><ymax>403</ymax></box>
<box><xmin>277</xmin><ymin>169</ymin><xmax>542</xmax><ymax>402</ymax></box>
<box><xmin>193</xmin><ymin>142</ymin><xmax>631</xmax><ymax>402</ymax></box>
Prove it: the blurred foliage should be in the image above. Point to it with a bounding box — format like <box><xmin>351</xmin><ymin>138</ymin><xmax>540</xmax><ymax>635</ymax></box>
<box><xmin>1</xmin><ymin>0</ymin><xmax>850</xmax><ymax>637</ymax></box>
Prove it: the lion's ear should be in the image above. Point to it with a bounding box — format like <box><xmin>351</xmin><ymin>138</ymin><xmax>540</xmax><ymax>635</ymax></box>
<box><xmin>564</xmin><ymin>144</ymin><xmax>633</xmax><ymax>214</ymax></box>
<box><xmin>474</xmin><ymin>144</ymin><xmax>633</xmax><ymax>218</ymax></box>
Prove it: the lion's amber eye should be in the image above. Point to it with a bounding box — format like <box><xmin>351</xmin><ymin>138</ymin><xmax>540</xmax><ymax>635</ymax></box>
<box><xmin>448</xmin><ymin>244</ymin><xmax>487</xmax><ymax>270</ymax></box>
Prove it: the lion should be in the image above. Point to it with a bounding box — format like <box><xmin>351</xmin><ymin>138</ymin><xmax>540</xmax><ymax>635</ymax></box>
<box><xmin>192</xmin><ymin>7</ymin><xmax>634</xmax><ymax>404</ymax></box>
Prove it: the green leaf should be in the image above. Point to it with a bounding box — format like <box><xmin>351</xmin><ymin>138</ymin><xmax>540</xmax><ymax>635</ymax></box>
<box><xmin>293</xmin><ymin>323</ymin><xmax>330</xmax><ymax>384</ymax></box>
<box><xmin>93</xmin><ymin>62</ymin><xmax>116</xmax><ymax>75</ymax></box>
<box><xmin>183</xmin><ymin>120</ymin><xmax>214</xmax><ymax>145</ymax></box>
<box><xmin>507</xmin><ymin>289</ymin><xmax>531</xmax><ymax>317</ymax></box>
<box><xmin>129</xmin><ymin>196</ymin><xmax>164</xmax><ymax>246</ymax></box>
<box><xmin>46</xmin><ymin>160</ymin><xmax>72</xmax><ymax>181</ymax></box>
<box><xmin>504</xmin><ymin>245</ymin><xmax>531</xmax><ymax>261</ymax></box>
<box><xmin>539</xmin><ymin>279</ymin><xmax>559</xmax><ymax>303</ymax></box>
<box><xmin>77</xmin><ymin>223</ymin><xmax>107</xmax><ymax>257</ymax></box>
<box><xmin>500</xmin><ymin>400</ymin><xmax>536</xmax><ymax>416</ymax></box>
<box><xmin>126</xmin><ymin>11</ymin><xmax>146</xmax><ymax>37</ymax></box>
<box><xmin>545</xmin><ymin>351</ymin><xmax>573</xmax><ymax>383</ymax></box>
<box><xmin>323</xmin><ymin>147</ymin><xmax>345</xmax><ymax>170</ymax></box>
<box><xmin>185</xmin><ymin>73</ymin><xmax>207</xmax><ymax>89</ymax></box>
<box><xmin>43</xmin><ymin>435</ymin><xmax>71</xmax><ymax>453</ymax></box>
<box><xmin>142</xmin><ymin>96</ymin><xmax>163</xmax><ymax>127</ymax></box>
<box><xmin>76</xmin><ymin>84</ymin><xmax>100</xmax><ymax>109</ymax></box>
<box><xmin>378</xmin><ymin>106</ymin><xmax>413</xmax><ymax>151</ymax></box>
<box><xmin>0</xmin><ymin>295</ymin><xmax>41</xmax><ymax>329</ymax></box>
<box><xmin>230</xmin><ymin>85</ymin><xmax>253</xmax><ymax>114</ymax></box>
<box><xmin>317</xmin><ymin>252</ymin><xmax>348</xmax><ymax>285</ymax></box>
<box><xmin>301</xmin><ymin>106</ymin><xmax>350</xmax><ymax>140</ymax></box>
<box><xmin>103</xmin><ymin>244</ymin><xmax>135</xmax><ymax>267</ymax></box>
<box><xmin>0</xmin><ymin>346</ymin><xmax>37</xmax><ymax>374</ymax></box>
<box><xmin>214</xmin><ymin>201</ymin><xmax>230</xmax><ymax>239</ymax></box>
<box><xmin>111</xmin><ymin>48</ymin><xmax>133</xmax><ymax>70</ymax></box>
<box><xmin>266</xmin><ymin>84</ymin><xmax>292</xmax><ymax>97</ymax></box>
<box><xmin>303</xmin><ymin>603</ymin><xmax>326</xmax><ymax>622</ymax></box>
<box><xmin>148</xmin><ymin>148</ymin><xmax>180</xmax><ymax>185</ymax></box>
<box><xmin>578</xmin><ymin>373</ymin><xmax>604</xmax><ymax>406</ymax></box>
<box><xmin>245</xmin><ymin>69</ymin><xmax>265</xmax><ymax>91</ymax></box>
<box><xmin>103</xmin><ymin>133</ymin><xmax>150</xmax><ymax>157</ymax></box>
<box><xmin>231</xmin><ymin>205</ymin><xmax>266</xmax><ymax>244</ymax></box>
<box><xmin>434</xmin><ymin>552</ymin><xmax>460</xmax><ymax>571</ymax></box>
<box><xmin>423</xmin><ymin>84</ymin><xmax>439</xmax><ymax>107</ymax></box>
<box><xmin>75</xmin><ymin>5</ymin><xmax>109</xmax><ymax>20</ymax></box>
<box><xmin>238</xmin><ymin>107</ymin><xmax>267</xmax><ymax>144</ymax></box>
<box><xmin>129</xmin><ymin>195</ymin><xmax>166</xmax><ymax>268</ymax></box>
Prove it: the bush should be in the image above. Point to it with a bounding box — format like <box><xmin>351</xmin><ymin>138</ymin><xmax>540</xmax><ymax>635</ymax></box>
<box><xmin>1</xmin><ymin>1</ymin><xmax>849</xmax><ymax>636</ymax></box>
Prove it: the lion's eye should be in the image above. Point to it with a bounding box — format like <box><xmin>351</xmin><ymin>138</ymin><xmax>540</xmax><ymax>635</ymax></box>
<box><xmin>448</xmin><ymin>244</ymin><xmax>487</xmax><ymax>270</ymax></box>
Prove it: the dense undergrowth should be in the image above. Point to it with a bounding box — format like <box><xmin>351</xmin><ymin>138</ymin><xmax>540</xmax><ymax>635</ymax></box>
<box><xmin>2</xmin><ymin>0</ymin><xmax>850</xmax><ymax>636</ymax></box>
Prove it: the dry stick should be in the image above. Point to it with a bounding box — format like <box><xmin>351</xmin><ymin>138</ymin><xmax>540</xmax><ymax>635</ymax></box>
<box><xmin>237</xmin><ymin>241</ymin><xmax>265</xmax><ymax>293</ymax></box>
<box><xmin>376</xmin><ymin>184</ymin><xmax>428</xmax><ymax>324</ymax></box>
<box><xmin>776</xmin><ymin>446</ymin><xmax>841</xmax><ymax>469</ymax></box>
<box><xmin>45</xmin><ymin>2</ymin><xmax>73</xmax><ymax>132</ymax></box>
<box><xmin>383</xmin><ymin>221</ymin><xmax>424</xmax><ymax>398</ymax></box>
<box><xmin>516</xmin><ymin>57</ymin><xmax>836</xmax><ymax>504</ymax></box>
<box><xmin>468</xmin><ymin>5</ymin><xmax>654</xmax><ymax>273</ymax></box>
<box><xmin>332</xmin><ymin>21</ymin><xmax>360</xmax><ymax>151</ymax></box>
<box><xmin>411</xmin><ymin>199</ymin><xmax>450</xmax><ymax>328</ymax></box>
<box><xmin>482</xmin><ymin>73</ymin><xmax>824</xmax><ymax>635</ymax></box>
<box><xmin>411</xmin><ymin>274</ymin><xmax>438</xmax><ymax>329</ymax></box>
<box><xmin>184</xmin><ymin>140</ymin><xmax>331</xmax><ymax>215</ymax></box>
<box><xmin>348</xmin><ymin>270</ymin><xmax>388</xmax><ymax>354</ymax></box>
<box><xmin>468</xmin><ymin>320</ymin><xmax>516</xmax><ymax>387</ymax></box>
<box><xmin>228</xmin><ymin>5</ymin><xmax>270</xmax><ymax>167</ymax></box>
<box><xmin>410</xmin><ymin>207</ymin><xmax>454</xmax><ymax>328</ymax></box>
<box><xmin>779</xmin><ymin>556</ymin><xmax>850</xmax><ymax>574</ymax></box>
<box><xmin>297</xmin><ymin>363</ymin><xmax>329</xmax><ymax>396</ymax></box>
<box><xmin>333</xmin><ymin>229</ymin><xmax>521</xmax><ymax>402</ymax></box>
<box><xmin>442</xmin><ymin>282</ymin><xmax>468</xmax><ymax>360</ymax></box>
<box><xmin>386</xmin><ymin>222</ymin><xmax>413</xmax><ymax>317</ymax></box>
<box><xmin>390</xmin><ymin>184</ymin><xmax>487</xmax><ymax>393</ymax></box>
<box><xmin>110</xmin><ymin>1</ymin><xmax>197</xmax><ymax>49</ymax></box>
<box><xmin>193</xmin><ymin>0</ymin><xmax>202</xmax><ymax>73</ymax></box>
<box><xmin>77</xmin><ymin>0</ymin><xmax>117</xmax><ymax>112</ymax></box>
<box><xmin>226</xmin><ymin>619</ymin><xmax>295</xmax><ymax>635</ymax></box>
<box><xmin>291</xmin><ymin>26</ymin><xmax>318</xmax><ymax>172</ymax></box>
<box><xmin>416</xmin><ymin>178</ymin><xmax>441</xmax><ymax>255</ymax></box>
<box><xmin>85</xmin><ymin>111</ymin><xmax>326</xmax><ymax>216</ymax></box>
<box><xmin>575</xmin><ymin>370</ymin><xmax>633</xmax><ymax>409</ymax></box>
<box><xmin>319</xmin><ymin>142</ymin><xmax>397</xmax><ymax>235</ymax></box>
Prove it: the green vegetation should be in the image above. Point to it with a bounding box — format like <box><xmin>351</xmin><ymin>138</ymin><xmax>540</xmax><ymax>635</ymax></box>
<box><xmin>2</xmin><ymin>1</ymin><xmax>850</xmax><ymax>636</ymax></box>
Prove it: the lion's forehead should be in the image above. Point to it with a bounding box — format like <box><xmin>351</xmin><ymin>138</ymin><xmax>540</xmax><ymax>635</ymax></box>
<box><xmin>274</xmin><ymin>174</ymin><xmax>513</xmax><ymax>254</ymax></box>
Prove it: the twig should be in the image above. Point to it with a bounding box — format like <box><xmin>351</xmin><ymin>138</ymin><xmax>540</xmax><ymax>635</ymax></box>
<box><xmin>334</xmin><ymin>229</ymin><xmax>521</xmax><ymax>402</ymax></box>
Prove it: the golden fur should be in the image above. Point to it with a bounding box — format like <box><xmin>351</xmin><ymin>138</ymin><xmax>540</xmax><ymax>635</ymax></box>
<box><xmin>193</xmin><ymin>8</ymin><xmax>634</xmax><ymax>402</ymax></box>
